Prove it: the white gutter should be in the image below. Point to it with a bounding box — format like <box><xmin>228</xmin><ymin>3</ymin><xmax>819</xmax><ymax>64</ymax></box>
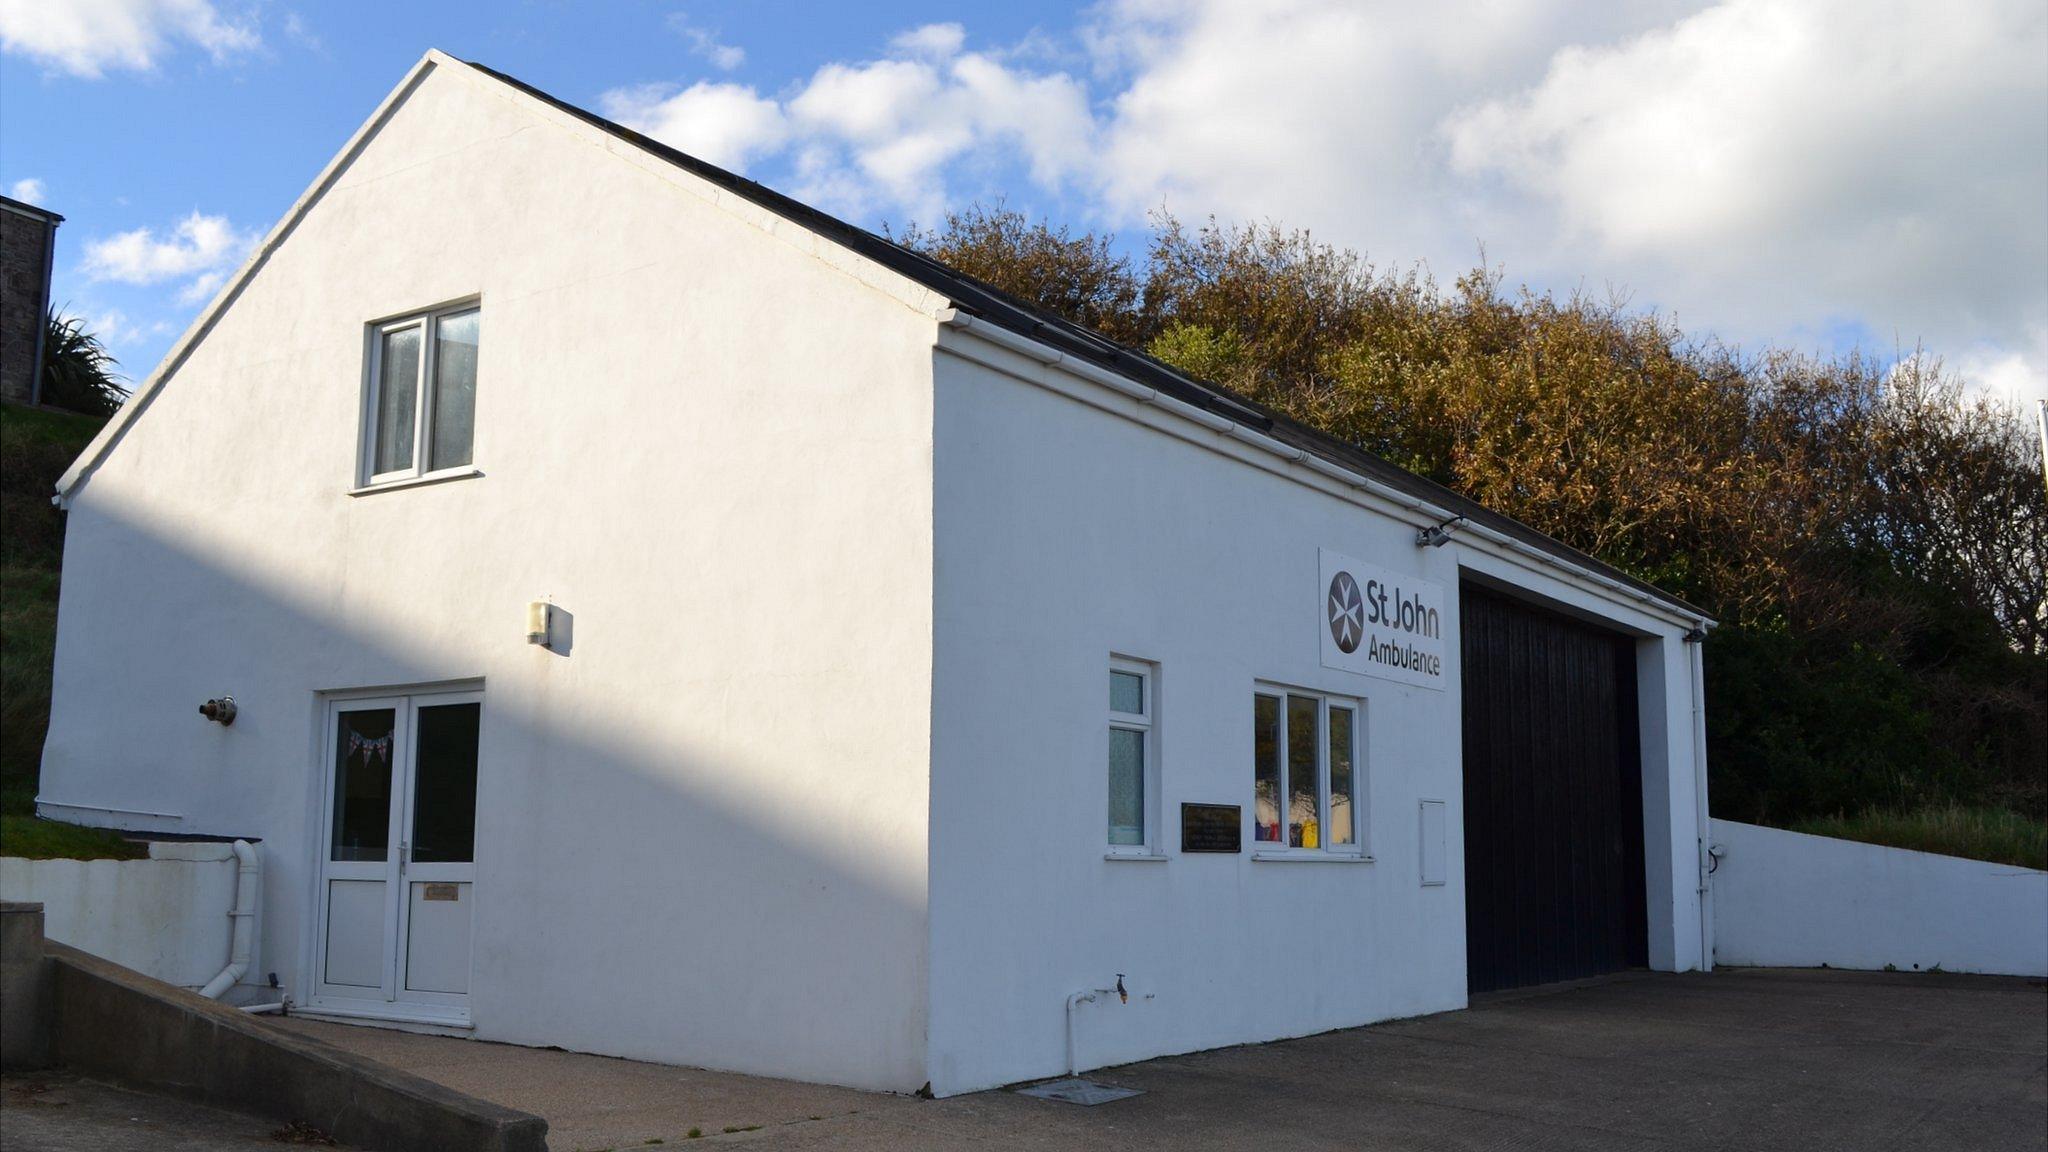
<box><xmin>937</xmin><ymin>309</ymin><xmax>1712</xmax><ymax>631</ymax></box>
<box><xmin>199</xmin><ymin>840</ymin><xmax>261</xmax><ymax>999</ymax></box>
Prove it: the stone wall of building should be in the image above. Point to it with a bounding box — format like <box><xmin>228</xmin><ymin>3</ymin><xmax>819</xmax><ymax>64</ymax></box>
<box><xmin>1</xmin><ymin>203</ymin><xmax>59</xmax><ymax>407</ymax></box>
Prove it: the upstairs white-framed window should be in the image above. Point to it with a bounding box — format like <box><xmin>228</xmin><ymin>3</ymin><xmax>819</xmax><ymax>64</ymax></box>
<box><xmin>1107</xmin><ymin>657</ymin><xmax>1161</xmax><ymax>856</ymax></box>
<box><xmin>359</xmin><ymin>301</ymin><xmax>481</xmax><ymax>487</ymax></box>
<box><xmin>1252</xmin><ymin>684</ymin><xmax>1364</xmax><ymax>857</ymax></box>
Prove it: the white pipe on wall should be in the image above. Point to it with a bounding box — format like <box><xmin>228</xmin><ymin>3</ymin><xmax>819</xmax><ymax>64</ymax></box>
<box><xmin>199</xmin><ymin>840</ymin><xmax>260</xmax><ymax>999</ymax></box>
<box><xmin>1689</xmin><ymin>633</ymin><xmax>1714</xmax><ymax>971</ymax></box>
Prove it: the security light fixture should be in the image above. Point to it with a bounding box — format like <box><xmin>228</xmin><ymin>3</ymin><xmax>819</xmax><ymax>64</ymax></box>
<box><xmin>527</xmin><ymin>600</ymin><xmax>554</xmax><ymax>648</ymax></box>
<box><xmin>1415</xmin><ymin>516</ymin><xmax>1465</xmax><ymax>548</ymax></box>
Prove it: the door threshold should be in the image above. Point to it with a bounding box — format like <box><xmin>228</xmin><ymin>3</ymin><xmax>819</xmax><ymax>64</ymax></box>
<box><xmin>295</xmin><ymin>1004</ymin><xmax>474</xmax><ymax>1033</ymax></box>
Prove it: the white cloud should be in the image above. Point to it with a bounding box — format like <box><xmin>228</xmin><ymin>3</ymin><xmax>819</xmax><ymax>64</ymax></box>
<box><xmin>1442</xmin><ymin>0</ymin><xmax>2048</xmax><ymax>400</ymax></box>
<box><xmin>82</xmin><ymin>210</ymin><xmax>256</xmax><ymax>309</ymax></box>
<box><xmin>0</xmin><ymin>0</ymin><xmax>259</xmax><ymax>78</ymax></box>
<box><xmin>8</xmin><ymin>177</ymin><xmax>45</xmax><ymax>203</ymax></box>
<box><xmin>606</xmin><ymin>24</ymin><xmax>1094</xmax><ymax>221</ymax></box>
<box><xmin>175</xmin><ymin>267</ymin><xmax>230</xmax><ymax>305</ymax></box>
<box><xmin>598</xmin><ymin>2</ymin><xmax>2046</xmax><ymax>401</ymax></box>
<box><xmin>666</xmin><ymin>13</ymin><xmax>744</xmax><ymax>71</ymax></box>
<box><xmin>890</xmin><ymin>23</ymin><xmax>966</xmax><ymax>59</ymax></box>
<box><xmin>599</xmin><ymin>82</ymin><xmax>789</xmax><ymax>172</ymax></box>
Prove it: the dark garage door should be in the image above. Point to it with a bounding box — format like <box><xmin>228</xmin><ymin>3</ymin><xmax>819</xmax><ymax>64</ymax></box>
<box><xmin>1461</xmin><ymin>583</ymin><xmax>1647</xmax><ymax>994</ymax></box>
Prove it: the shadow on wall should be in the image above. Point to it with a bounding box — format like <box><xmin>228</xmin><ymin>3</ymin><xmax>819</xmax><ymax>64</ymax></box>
<box><xmin>38</xmin><ymin>498</ymin><xmax>929</xmax><ymax>1091</ymax></box>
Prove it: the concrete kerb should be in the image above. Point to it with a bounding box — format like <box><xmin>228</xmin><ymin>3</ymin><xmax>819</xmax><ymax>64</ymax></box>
<box><xmin>44</xmin><ymin>940</ymin><xmax>546</xmax><ymax>1152</ymax></box>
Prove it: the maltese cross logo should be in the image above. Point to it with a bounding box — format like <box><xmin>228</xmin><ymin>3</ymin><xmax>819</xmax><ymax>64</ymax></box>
<box><xmin>1328</xmin><ymin>571</ymin><xmax>1364</xmax><ymax>653</ymax></box>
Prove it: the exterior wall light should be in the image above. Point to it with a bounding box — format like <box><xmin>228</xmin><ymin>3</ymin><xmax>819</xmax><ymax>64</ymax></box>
<box><xmin>1416</xmin><ymin>515</ymin><xmax>1466</xmax><ymax>548</ymax></box>
<box><xmin>199</xmin><ymin>697</ymin><xmax>237</xmax><ymax>725</ymax></box>
<box><xmin>527</xmin><ymin>600</ymin><xmax>556</xmax><ymax>649</ymax></box>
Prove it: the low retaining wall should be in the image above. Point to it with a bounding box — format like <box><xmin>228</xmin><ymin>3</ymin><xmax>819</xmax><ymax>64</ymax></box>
<box><xmin>2</xmin><ymin>902</ymin><xmax>53</xmax><ymax>1068</ymax></box>
<box><xmin>1710</xmin><ymin>818</ymin><xmax>2048</xmax><ymax>977</ymax></box>
<box><xmin>0</xmin><ymin>841</ymin><xmax>245</xmax><ymax>991</ymax></box>
<box><xmin>3</xmin><ymin>901</ymin><xmax>546</xmax><ymax>1152</ymax></box>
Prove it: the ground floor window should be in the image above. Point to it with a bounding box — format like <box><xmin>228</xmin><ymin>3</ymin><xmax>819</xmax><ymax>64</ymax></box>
<box><xmin>1109</xmin><ymin>658</ymin><xmax>1156</xmax><ymax>852</ymax></box>
<box><xmin>1253</xmin><ymin>686</ymin><xmax>1361</xmax><ymax>852</ymax></box>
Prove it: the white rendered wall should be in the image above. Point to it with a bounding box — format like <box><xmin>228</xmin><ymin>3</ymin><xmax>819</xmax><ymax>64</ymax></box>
<box><xmin>41</xmin><ymin>60</ymin><xmax>936</xmax><ymax>1091</ymax></box>
<box><xmin>0</xmin><ymin>843</ymin><xmax>242</xmax><ymax>990</ymax></box>
<box><xmin>924</xmin><ymin>331</ymin><xmax>1710</xmax><ymax>1096</ymax></box>
<box><xmin>1710</xmin><ymin>819</ymin><xmax>2048</xmax><ymax>977</ymax></box>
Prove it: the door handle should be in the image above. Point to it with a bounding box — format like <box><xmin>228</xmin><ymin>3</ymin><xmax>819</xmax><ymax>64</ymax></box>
<box><xmin>400</xmin><ymin>841</ymin><xmax>409</xmax><ymax>876</ymax></box>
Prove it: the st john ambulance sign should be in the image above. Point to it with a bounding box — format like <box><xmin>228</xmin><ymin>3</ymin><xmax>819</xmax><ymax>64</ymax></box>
<box><xmin>1320</xmin><ymin>549</ymin><xmax>1447</xmax><ymax>690</ymax></box>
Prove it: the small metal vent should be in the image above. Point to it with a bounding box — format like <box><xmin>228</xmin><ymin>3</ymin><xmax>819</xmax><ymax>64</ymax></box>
<box><xmin>1015</xmin><ymin>1078</ymin><xmax>1143</xmax><ymax>1106</ymax></box>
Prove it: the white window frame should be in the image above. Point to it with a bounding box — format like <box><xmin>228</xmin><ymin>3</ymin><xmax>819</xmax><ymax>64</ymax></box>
<box><xmin>1106</xmin><ymin>657</ymin><xmax>1164</xmax><ymax>859</ymax></box>
<box><xmin>1251</xmin><ymin>681</ymin><xmax>1369</xmax><ymax>862</ymax></box>
<box><xmin>356</xmin><ymin>300</ymin><xmax>482</xmax><ymax>490</ymax></box>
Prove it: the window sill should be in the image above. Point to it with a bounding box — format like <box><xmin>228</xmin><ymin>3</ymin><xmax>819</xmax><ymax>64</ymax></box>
<box><xmin>1251</xmin><ymin>851</ymin><xmax>1374</xmax><ymax>864</ymax></box>
<box><xmin>348</xmin><ymin>467</ymin><xmax>482</xmax><ymax>497</ymax></box>
<box><xmin>1104</xmin><ymin>852</ymin><xmax>1168</xmax><ymax>863</ymax></box>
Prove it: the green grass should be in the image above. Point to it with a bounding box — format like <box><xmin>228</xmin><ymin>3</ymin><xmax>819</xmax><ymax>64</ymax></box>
<box><xmin>1790</xmin><ymin>804</ymin><xmax>2048</xmax><ymax>871</ymax></box>
<box><xmin>0</xmin><ymin>402</ymin><xmax>139</xmax><ymax>860</ymax></box>
<box><xmin>0</xmin><ymin>814</ymin><xmax>146</xmax><ymax>860</ymax></box>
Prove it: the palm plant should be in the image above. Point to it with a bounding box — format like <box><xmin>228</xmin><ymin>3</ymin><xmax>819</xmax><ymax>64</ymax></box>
<box><xmin>39</xmin><ymin>310</ymin><xmax>127</xmax><ymax>417</ymax></box>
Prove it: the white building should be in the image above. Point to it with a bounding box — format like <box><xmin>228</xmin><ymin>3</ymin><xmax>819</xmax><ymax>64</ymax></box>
<box><xmin>40</xmin><ymin>52</ymin><xmax>1716</xmax><ymax>1097</ymax></box>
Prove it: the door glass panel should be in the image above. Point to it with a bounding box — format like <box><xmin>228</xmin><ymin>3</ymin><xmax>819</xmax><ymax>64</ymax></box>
<box><xmin>411</xmin><ymin>702</ymin><xmax>480</xmax><ymax>864</ymax></box>
<box><xmin>373</xmin><ymin>327</ymin><xmax>420</xmax><ymax>475</ymax></box>
<box><xmin>1253</xmin><ymin>694</ymin><xmax>1281</xmax><ymax>842</ymax></box>
<box><xmin>1328</xmin><ymin>706</ymin><xmax>1355</xmax><ymax>846</ymax></box>
<box><xmin>428</xmin><ymin>309</ymin><xmax>480</xmax><ymax>471</ymax></box>
<box><xmin>1288</xmin><ymin>695</ymin><xmax>1320</xmax><ymax>847</ymax></box>
<box><xmin>332</xmin><ymin>709</ymin><xmax>395</xmax><ymax>861</ymax></box>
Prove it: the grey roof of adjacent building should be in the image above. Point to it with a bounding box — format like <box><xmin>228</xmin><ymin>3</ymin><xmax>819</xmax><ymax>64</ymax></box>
<box><xmin>465</xmin><ymin>62</ymin><xmax>1707</xmax><ymax>623</ymax></box>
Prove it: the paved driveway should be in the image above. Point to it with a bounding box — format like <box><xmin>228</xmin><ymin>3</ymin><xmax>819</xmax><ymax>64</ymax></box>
<box><xmin>270</xmin><ymin>968</ymin><xmax>2046</xmax><ymax>1151</ymax></box>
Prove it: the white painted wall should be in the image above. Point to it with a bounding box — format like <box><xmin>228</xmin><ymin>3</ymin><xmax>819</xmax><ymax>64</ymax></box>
<box><xmin>0</xmin><ymin>843</ymin><xmax>243</xmax><ymax>990</ymax></box>
<box><xmin>923</xmin><ymin>328</ymin><xmax>1711</xmax><ymax>1096</ymax></box>
<box><xmin>41</xmin><ymin>57</ymin><xmax>937</xmax><ymax>1091</ymax></box>
<box><xmin>1710</xmin><ymin>819</ymin><xmax>2048</xmax><ymax>977</ymax></box>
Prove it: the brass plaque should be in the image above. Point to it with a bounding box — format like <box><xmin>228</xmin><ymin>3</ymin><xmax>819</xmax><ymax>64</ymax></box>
<box><xmin>422</xmin><ymin>883</ymin><xmax>460</xmax><ymax>902</ymax></box>
<box><xmin>1181</xmin><ymin>803</ymin><xmax>1243</xmax><ymax>853</ymax></box>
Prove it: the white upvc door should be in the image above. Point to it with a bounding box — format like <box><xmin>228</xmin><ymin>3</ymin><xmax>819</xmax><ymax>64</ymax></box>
<box><xmin>312</xmin><ymin>691</ymin><xmax>480</xmax><ymax>1023</ymax></box>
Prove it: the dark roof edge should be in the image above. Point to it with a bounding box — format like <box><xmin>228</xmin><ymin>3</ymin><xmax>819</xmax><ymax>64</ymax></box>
<box><xmin>0</xmin><ymin>193</ymin><xmax>63</xmax><ymax>223</ymax></box>
<box><xmin>466</xmin><ymin>60</ymin><xmax>1710</xmax><ymax>624</ymax></box>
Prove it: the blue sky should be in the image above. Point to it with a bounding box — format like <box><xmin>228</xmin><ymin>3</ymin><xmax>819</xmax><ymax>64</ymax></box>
<box><xmin>4</xmin><ymin>0</ymin><xmax>2044</xmax><ymax>403</ymax></box>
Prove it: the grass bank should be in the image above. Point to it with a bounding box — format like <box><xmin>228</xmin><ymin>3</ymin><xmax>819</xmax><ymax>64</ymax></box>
<box><xmin>0</xmin><ymin>402</ymin><xmax>142</xmax><ymax>860</ymax></box>
<box><xmin>1789</xmin><ymin>804</ymin><xmax>2047</xmax><ymax>871</ymax></box>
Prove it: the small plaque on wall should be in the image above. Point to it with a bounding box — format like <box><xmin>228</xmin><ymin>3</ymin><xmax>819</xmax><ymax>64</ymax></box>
<box><xmin>422</xmin><ymin>883</ymin><xmax>461</xmax><ymax>902</ymax></box>
<box><xmin>1181</xmin><ymin>803</ymin><xmax>1243</xmax><ymax>853</ymax></box>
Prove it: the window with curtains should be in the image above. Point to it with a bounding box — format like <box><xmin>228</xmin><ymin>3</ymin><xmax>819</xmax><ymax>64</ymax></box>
<box><xmin>1252</xmin><ymin>686</ymin><xmax>1362</xmax><ymax>854</ymax></box>
<box><xmin>360</xmin><ymin>302</ymin><xmax>481</xmax><ymax>486</ymax></box>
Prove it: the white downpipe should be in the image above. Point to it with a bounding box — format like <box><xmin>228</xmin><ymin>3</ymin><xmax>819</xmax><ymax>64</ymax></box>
<box><xmin>1065</xmin><ymin>989</ymin><xmax>1103</xmax><ymax>1076</ymax></box>
<box><xmin>1689</xmin><ymin>633</ymin><xmax>1714</xmax><ymax>972</ymax></box>
<box><xmin>200</xmin><ymin>840</ymin><xmax>260</xmax><ymax>999</ymax></box>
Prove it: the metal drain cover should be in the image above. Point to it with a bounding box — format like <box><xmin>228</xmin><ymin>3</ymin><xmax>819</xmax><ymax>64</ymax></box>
<box><xmin>1016</xmin><ymin>1077</ymin><xmax>1144</xmax><ymax>1106</ymax></box>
